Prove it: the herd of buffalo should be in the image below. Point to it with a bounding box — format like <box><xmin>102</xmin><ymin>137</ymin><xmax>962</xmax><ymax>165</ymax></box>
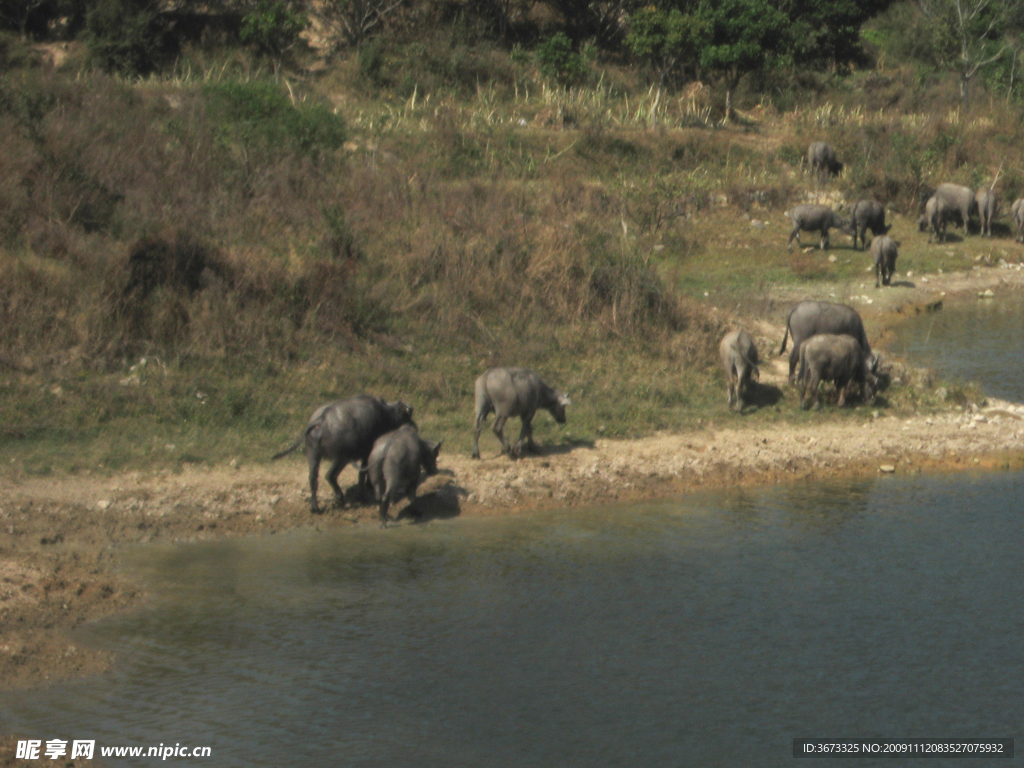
<box><xmin>273</xmin><ymin>368</ymin><xmax>572</xmax><ymax>525</ymax></box>
<box><xmin>275</xmin><ymin>140</ymin><xmax>996</xmax><ymax>525</ymax></box>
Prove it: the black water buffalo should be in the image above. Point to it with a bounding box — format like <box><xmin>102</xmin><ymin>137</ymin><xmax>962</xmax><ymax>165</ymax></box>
<box><xmin>871</xmin><ymin>235</ymin><xmax>899</xmax><ymax>288</ymax></box>
<box><xmin>918</xmin><ymin>195</ymin><xmax>953</xmax><ymax>243</ymax></box>
<box><xmin>808</xmin><ymin>141</ymin><xmax>843</xmax><ymax>179</ymax></box>
<box><xmin>851</xmin><ymin>200</ymin><xmax>888</xmax><ymax>250</ymax></box>
<box><xmin>472</xmin><ymin>367</ymin><xmax>570</xmax><ymax>459</ymax></box>
<box><xmin>363</xmin><ymin>424</ymin><xmax>442</xmax><ymax>526</ymax></box>
<box><xmin>273</xmin><ymin>395</ymin><xmax>415</xmax><ymax>513</ymax></box>
<box><xmin>787</xmin><ymin>204</ymin><xmax>854</xmax><ymax>251</ymax></box>
<box><xmin>779</xmin><ymin>300</ymin><xmax>874</xmax><ymax>384</ymax></box>
<box><xmin>719</xmin><ymin>330</ymin><xmax>760</xmax><ymax>411</ymax></box>
<box><xmin>976</xmin><ymin>187</ymin><xmax>996</xmax><ymax>237</ymax></box>
<box><xmin>1013</xmin><ymin>198</ymin><xmax>1024</xmax><ymax>243</ymax></box>
<box><xmin>932</xmin><ymin>183</ymin><xmax>977</xmax><ymax>235</ymax></box>
<box><xmin>798</xmin><ymin>334</ymin><xmax>877</xmax><ymax>410</ymax></box>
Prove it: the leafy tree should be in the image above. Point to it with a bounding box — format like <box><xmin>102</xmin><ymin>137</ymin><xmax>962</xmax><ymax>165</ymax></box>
<box><xmin>84</xmin><ymin>0</ymin><xmax>168</xmax><ymax>75</ymax></box>
<box><xmin>918</xmin><ymin>0</ymin><xmax>1023</xmax><ymax>108</ymax></box>
<box><xmin>536</xmin><ymin>32</ymin><xmax>589</xmax><ymax>86</ymax></box>
<box><xmin>782</xmin><ymin>0</ymin><xmax>893</xmax><ymax>70</ymax></box>
<box><xmin>625</xmin><ymin>6</ymin><xmax>706</xmax><ymax>122</ymax></box>
<box><xmin>697</xmin><ymin>0</ymin><xmax>790</xmax><ymax>118</ymax></box>
<box><xmin>240</xmin><ymin>0</ymin><xmax>307</xmax><ymax>71</ymax></box>
<box><xmin>625</xmin><ymin>6</ymin><xmax>705</xmax><ymax>85</ymax></box>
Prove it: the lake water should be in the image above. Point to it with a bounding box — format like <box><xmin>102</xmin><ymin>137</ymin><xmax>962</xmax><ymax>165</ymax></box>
<box><xmin>4</xmin><ymin>472</ymin><xmax>1023</xmax><ymax>767</ymax></box>
<box><xmin>4</xmin><ymin>298</ymin><xmax>1024</xmax><ymax>766</ymax></box>
<box><xmin>888</xmin><ymin>294</ymin><xmax>1024</xmax><ymax>402</ymax></box>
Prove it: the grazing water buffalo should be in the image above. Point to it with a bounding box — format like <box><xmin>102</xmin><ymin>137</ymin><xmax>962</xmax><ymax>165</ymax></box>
<box><xmin>798</xmin><ymin>334</ymin><xmax>876</xmax><ymax>410</ymax></box>
<box><xmin>933</xmin><ymin>183</ymin><xmax>977</xmax><ymax>235</ymax></box>
<box><xmin>976</xmin><ymin>188</ymin><xmax>996</xmax><ymax>237</ymax></box>
<box><xmin>808</xmin><ymin>141</ymin><xmax>843</xmax><ymax>179</ymax></box>
<box><xmin>787</xmin><ymin>205</ymin><xmax>854</xmax><ymax>251</ymax></box>
<box><xmin>1012</xmin><ymin>198</ymin><xmax>1024</xmax><ymax>243</ymax></box>
<box><xmin>273</xmin><ymin>395</ymin><xmax>415</xmax><ymax>513</ymax></box>
<box><xmin>779</xmin><ymin>300</ymin><xmax>875</xmax><ymax>384</ymax></box>
<box><xmin>363</xmin><ymin>424</ymin><xmax>442</xmax><ymax>526</ymax></box>
<box><xmin>472</xmin><ymin>367</ymin><xmax>570</xmax><ymax>459</ymax></box>
<box><xmin>851</xmin><ymin>200</ymin><xmax>888</xmax><ymax>250</ymax></box>
<box><xmin>918</xmin><ymin>195</ymin><xmax>953</xmax><ymax>243</ymax></box>
<box><xmin>871</xmin><ymin>235</ymin><xmax>899</xmax><ymax>288</ymax></box>
<box><xmin>719</xmin><ymin>330</ymin><xmax>760</xmax><ymax>411</ymax></box>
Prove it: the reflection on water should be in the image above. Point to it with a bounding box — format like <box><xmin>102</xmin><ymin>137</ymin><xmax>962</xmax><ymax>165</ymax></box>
<box><xmin>890</xmin><ymin>297</ymin><xmax>1024</xmax><ymax>401</ymax></box>
<box><xmin>3</xmin><ymin>473</ymin><xmax>1023</xmax><ymax>767</ymax></box>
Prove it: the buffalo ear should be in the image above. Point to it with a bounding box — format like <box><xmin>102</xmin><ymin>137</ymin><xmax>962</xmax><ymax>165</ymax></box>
<box><xmin>431</xmin><ymin>440</ymin><xmax>443</xmax><ymax>459</ymax></box>
<box><xmin>558</xmin><ymin>393</ymin><xmax>572</xmax><ymax>406</ymax></box>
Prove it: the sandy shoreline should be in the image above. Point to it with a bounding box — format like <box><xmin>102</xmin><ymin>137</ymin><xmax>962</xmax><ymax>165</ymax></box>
<box><xmin>3</xmin><ymin>266</ymin><xmax>1024</xmax><ymax>694</ymax></box>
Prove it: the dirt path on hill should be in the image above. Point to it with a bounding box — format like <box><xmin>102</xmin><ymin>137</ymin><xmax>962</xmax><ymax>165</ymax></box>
<box><xmin>3</xmin><ymin>266</ymin><xmax>1024</xmax><ymax>696</ymax></box>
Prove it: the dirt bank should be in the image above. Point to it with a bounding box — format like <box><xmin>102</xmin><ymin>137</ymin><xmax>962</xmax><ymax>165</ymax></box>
<box><xmin>3</xmin><ymin>266</ymin><xmax>1024</xmax><ymax>694</ymax></box>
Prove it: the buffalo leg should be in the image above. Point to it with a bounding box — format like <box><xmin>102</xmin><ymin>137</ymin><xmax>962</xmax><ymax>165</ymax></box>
<box><xmin>379</xmin><ymin>496</ymin><xmax>391</xmax><ymax>527</ymax></box>
<box><xmin>492</xmin><ymin>414</ymin><xmax>512</xmax><ymax>455</ymax></box>
<box><xmin>788</xmin><ymin>225</ymin><xmax>801</xmax><ymax>251</ymax></box>
<box><xmin>516</xmin><ymin>415</ymin><xmax>537</xmax><ymax>456</ymax></box>
<box><xmin>306</xmin><ymin>452</ymin><xmax>322</xmax><ymax>513</ymax></box>
<box><xmin>472</xmin><ymin>410</ymin><xmax>488</xmax><ymax>459</ymax></box>
<box><xmin>326</xmin><ymin>458</ymin><xmax>345</xmax><ymax>507</ymax></box>
<box><xmin>809</xmin><ymin>374</ymin><xmax>822</xmax><ymax>410</ymax></box>
<box><xmin>788</xmin><ymin>348</ymin><xmax>801</xmax><ymax>385</ymax></box>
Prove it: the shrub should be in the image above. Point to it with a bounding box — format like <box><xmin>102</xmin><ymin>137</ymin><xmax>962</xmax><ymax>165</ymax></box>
<box><xmin>202</xmin><ymin>80</ymin><xmax>346</xmax><ymax>158</ymax></box>
<box><xmin>536</xmin><ymin>33</ymin><xmax>588</xmax><ymax>87</ymax></box>
<box><xmin>84</xmin><ymin>0</ymin><xmax>171</xmax><ymax>75</ymax></box>
<box><xmin>240</xmin><ymin>0</ymin><xmax>307</xmax><ymax>66</ymax></box>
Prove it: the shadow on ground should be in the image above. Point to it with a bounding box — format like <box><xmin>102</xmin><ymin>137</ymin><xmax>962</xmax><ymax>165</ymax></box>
<box><xmin>398</xmin><ymin>481</ymin><xmax>466</xmax><ymax>523</ymax></box>
<box><xmin>741</xmin><ymin>381</ymin><xmax>784</xmax><ymax>411</ymax></box>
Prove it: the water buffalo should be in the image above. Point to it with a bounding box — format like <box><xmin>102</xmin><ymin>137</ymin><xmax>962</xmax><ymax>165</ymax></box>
<box><xmin>472</xmin><ymin>367</ymin><xmax>570</xmax><ymax>459</ymax></box>
<box><xmin>798</xmin><ymin>334</ymin><xmax>876</xmax><ymax>410</ymax></box>
<box><xmin>976</xmin><ymin>188</ymin><xmax>996</xmax><ymax>237</ymax></box>
<box><xmin>918</xmin><ymin>195</ymin><xmax>953</xmax><ymax>243</ymax></box>
<box><xmin>871</xmin><ymin>235</ymin><xmax>899</xmax><ymax>288</ymax></box>
<box><xmin>851</xmin><ymin>200</ymin><xmax>888</xmax><ymax>250</ymax></box>
<box><xmin>1013</xmin><ymin>198</ymin><xmax>1024</xmax><ymax>243</ymax></box>
<box><xmin>779</xmin><ymin>300</ymin><xmax>875</xmax><ymax>384</ymax></box>
<box><xmin>933</xmin><ymin>183</ymin><xmax>977</xmax><ymax>235</ymax></box>
<box><xmin>363</xmin><ymin>424</ymin><xmax>442</xmax><ymax>526</ymax></box>
<box><xmin>273</xmin><ymin>395</ymin><xmax>415</xmax><ymax>513</ymax></box>
<box><xmin>808</xmin><ymin>141</ymin><xmax>843</xmax><ymax>179</ymax></box>
<box><xmin>787</xmin><ymin>205</ymin><xmax>854</xmax><ymax>251</ymax></box>
<box><xmin>719</xmin><ymin>330</ymin><xmax>760</xmax><ymax>411</ymax></box>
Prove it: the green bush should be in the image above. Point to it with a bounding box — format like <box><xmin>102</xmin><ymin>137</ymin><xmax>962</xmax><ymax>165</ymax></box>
<box><xmin>240</xmin><ymin>0</ymin><xmax>307</xmax><ymax>63</ymax></box>
<box><xmin>84</xmin><ymin>0</ymin><xmax>169</xmax><ymax>76</ymax></box>
<box><xmin>536</xmin><ymin>33</ymin><xmax>588</xmax><ymax>87</ymax></box>
<box><xmin>202</xmin><ymin>80</ymin><xmax>346</xmax><ymax>157</ymax></box>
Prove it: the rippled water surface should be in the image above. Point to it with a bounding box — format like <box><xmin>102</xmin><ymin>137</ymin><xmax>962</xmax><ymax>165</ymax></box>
<box><xmin>889</xmin><ymin>296</ymin><xmax>1024</xmax><ymax>401</ymax></box>
<box><xmin>4</xmin><ymin>473</ymin><xmax>1024</xmax><ymax>767</ymax></box>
